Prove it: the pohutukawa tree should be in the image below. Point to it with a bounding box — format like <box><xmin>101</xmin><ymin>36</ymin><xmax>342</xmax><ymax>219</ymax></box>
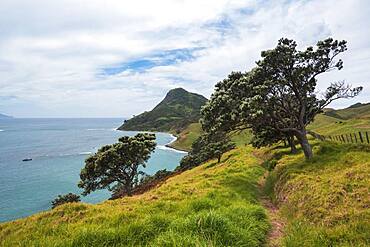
<box><xmin>202</xmin><ymin>38</ymin><xmax>362</xmax><ymax>159</ymax></box>
<box><xmin>248</xmin><ymin>38</ymin><xmax>362</xmax><ymax>159</ymax></box>
<box><xmin>78</xmin><ymin>133</ymin><xmax>156</xmax><ymax>196</ymax></box>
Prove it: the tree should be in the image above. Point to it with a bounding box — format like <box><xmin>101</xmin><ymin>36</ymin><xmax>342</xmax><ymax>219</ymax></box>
<box><xmin>246</xmin><ymin>38</ymin><xmax>362</xmax><ymax>159</ymax></box>
<box><xmin>51</xmin><ymin>193</ymin><xmax>81</xmax><ymax>209</ymax></box>
<box><xmin>178</xmin><ymin>130</ymin><xmax>235</xmax><ymax>170</ymax></box>
<box><xmin>78</xmin><ymin>133</ymin><xmax>156</xmax><ymax>196</ymax></box>
<box><xmin>202</xmin><ymin>38</ymin><xmax>362</xmax><ymax>159</ymax></box>
<box><xmin>201</xmin><ymin>71</ymin><xmax>247</xmax><ymax>133</ymax></box>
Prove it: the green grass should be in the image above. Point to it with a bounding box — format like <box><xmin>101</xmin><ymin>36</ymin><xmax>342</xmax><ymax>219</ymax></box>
<box><xmin>309</xmin><ymin>114</ymin><xmax>370</xmax><ymax>136</ymax></box>
<box><xmin>325</xmin><ymin>103</ymin><xmax>370</xmax><ymax>120</ymax></box>
<box><xmin>169</xmin><ymin>123</ymin><xmax>203</xmax><ymax>151</ymax></box>
<box><xmin>308</xmin><ymin>103</ymin><xmax>370</xmax><ymax>137</ymax></box>
<box><xmin>0</xmin><ymin>146</ymin><xmax>270</xmax><ymax>247</ymax></box>
<box><xmin>262</xmin><ymin>142</ymin><xmax>370</xmax><ymax>246</ymax></box>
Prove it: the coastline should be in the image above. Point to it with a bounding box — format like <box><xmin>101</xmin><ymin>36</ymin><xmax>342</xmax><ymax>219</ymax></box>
<box><xmin>164</xmin><ymin>134</ymin><xmax>188</xmax><ymax>153</ymax></box>
<box><xmin>116</xmin><ymin>128</ymin><xmax>188</xmax><ymax>154</ymax></box>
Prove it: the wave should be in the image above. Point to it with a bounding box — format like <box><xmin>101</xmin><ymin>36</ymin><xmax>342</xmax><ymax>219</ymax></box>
<box><xmin>79</xmin><ymin>151</ymin><xmax>93</xmax><ymax>155</ymax></box>
<box><xmin>157</xmin><ymin>145</ymin><xmax>187</xmax><ymax>154</ymax></box>
<box><xmin>86</xmin><ymin>128</ymin><xmax>118</xmax><ymax>131</ymax></box>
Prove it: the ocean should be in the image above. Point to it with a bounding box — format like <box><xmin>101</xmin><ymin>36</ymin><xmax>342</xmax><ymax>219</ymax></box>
<box><xmin>0</xmin><ymin>118</ymin><xmax>186</xmax><ymax>222</ymax></box>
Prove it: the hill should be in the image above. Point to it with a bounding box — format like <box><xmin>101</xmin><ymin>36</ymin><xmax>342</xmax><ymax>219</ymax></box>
<box><xmin>1</xmin><ymin>140</ymin><xmax>369</xmax><ymax>246</ymax></box>
<box><xmin>0</xmin><ymin>113</ymin><xmax>13</xmax><ymax>119</ymax></box>
<box><xmin>0</xmin><ymin>145</ymin><xmax>271</xmax><ymax>246</ymax></box>
<box><xmin>309</xmin><ymin>102</ymin><xmax>370</xmax><ymax>136</ymax></box>
<box><xmin>118</xmin><ymin>88</ymin><xmax>207</xmax><ymax>132</ymax></box>
<box><xmin>324</xmin><ymin>102</ymin><xmax>370</xmax><ymax>120</ymax></box>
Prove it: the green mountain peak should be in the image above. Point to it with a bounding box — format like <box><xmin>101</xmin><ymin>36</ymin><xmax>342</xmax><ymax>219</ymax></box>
<box><xmin>118</xmin><ymin>88</ymin><xmax>207</xmax><ymax>132</ymax></box>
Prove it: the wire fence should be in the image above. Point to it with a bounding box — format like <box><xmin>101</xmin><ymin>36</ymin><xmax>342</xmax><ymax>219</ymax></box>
<box><xmin>325</xmin><ymin>131</ymin><xmax>370</xmax><ymax>145</ymax></box>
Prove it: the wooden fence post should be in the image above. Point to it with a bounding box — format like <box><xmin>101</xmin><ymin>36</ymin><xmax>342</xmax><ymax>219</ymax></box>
<box><xmin>341</xmin><ymin>135</ymin><xmax>345</xmax><ymax>143</ymax></box>
<box><xmin>354</xmin><ymin>133</ymin><xmax>358</xmax><ymax>143</ymax></box>
<box><xmin>345</xmin><ymin>134</ymin><xmax>349</xmax><ymax>143</ymax></box>
<box><xmin>359</xmin><ymin>132</ymin><xmax>364</xmax><ymax>143</ymax></box>
<box><xmin>366</xmin><ymin>132</ymin><xmax>370</xmax><ymax>144</ymax></box>
<box><xmin>350</xmin><ymin>133</ymin><xmax>353</xmax><ymax>143</ymax></box>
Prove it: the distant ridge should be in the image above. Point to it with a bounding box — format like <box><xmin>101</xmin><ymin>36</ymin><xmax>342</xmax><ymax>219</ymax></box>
<box><xmin>118</xmin><ymin>88</ymin><xmax>207</xmax><ymax>132</ymax></box>
<box><xmin>324</xmin><ymin>102</ymin><xmax>370</xmax><ymax>120</ymax></box>
<box><xmin>0</xmin><ymin>113</ymin><xmax>13</xmax><ymax>119</ymax></box>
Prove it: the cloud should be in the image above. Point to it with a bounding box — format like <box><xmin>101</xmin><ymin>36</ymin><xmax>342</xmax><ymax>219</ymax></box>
<box><xmin>0</xmin><ymin>0</ymin><xmax>369</xmax><ymax>117</ymax></box>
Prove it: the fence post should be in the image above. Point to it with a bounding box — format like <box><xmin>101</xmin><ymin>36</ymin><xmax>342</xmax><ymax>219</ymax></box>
<box><xmin>350</xmin><ymin>133</ymin><xmax>353</xmax><ymax>143</ymax></box>
<box><xmin>359</xmin><ymin>132</ymin><xmax>364</xmax><ymax>143</ymax></box>
<box><xmin>354</xmin><ymin>133</ymin><xmax>358</xmax><ymax>143</ymax></box>
<box><xmin>366</xmin><ymin>132</ymin><xmax>370</xmax><ymax>144</ymax></box>
<box><xmin>345</xmin><ymin>134</ymin><xmax>349</xmax><ymax>143</ymax></box>
<box><xmin>341</xmin><ymin>135</ymin><xmax>345</xmax><ymax>143</ymax></box>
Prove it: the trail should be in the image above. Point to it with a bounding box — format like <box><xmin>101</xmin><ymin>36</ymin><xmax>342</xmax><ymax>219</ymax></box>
<box><xmin>253</xmin><ymin>151</ymin><xmax>285</xmax><ymax>246</ymax></box>
<box><xmin>259</xmin><ymin>178</ymin><xmax>285</xmax><ymax>247</ymax></box>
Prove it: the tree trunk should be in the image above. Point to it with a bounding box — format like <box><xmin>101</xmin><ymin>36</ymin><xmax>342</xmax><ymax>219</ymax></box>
<box><xmin>287</xmin><ymin>136</ymin><xmax>297</xmax><ymax>154</ymax></box>
<box><xmin>295</xmin><ymin>130</ymin><xmax>313</xmax><ymax>159</ymax></box>
<box><xmin>125</xmin><ymin>182</ymin><xmax>133</xmax><ymax>196</ymax></box>
<box><xmin>217</xmin><ymin>154</ymin><xmax>221</xmax><ymax>163</ymax></box>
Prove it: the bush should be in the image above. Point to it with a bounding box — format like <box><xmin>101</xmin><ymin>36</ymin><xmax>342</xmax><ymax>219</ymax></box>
<box><xmin>51</xmin><ymin>193</ymin><xmax>81</xmax><ymax>209</ymax></box>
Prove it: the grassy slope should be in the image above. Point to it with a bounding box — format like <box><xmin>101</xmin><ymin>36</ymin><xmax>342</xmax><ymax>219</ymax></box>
<box><xmin>169</xmin><ymin>123</ymin><xmax>253</xmax><ymax>152</ymax></box>
<box><xmin>0</xmin><ymin>146</ymin><xmax>270</xmax><ymax>247</ymax></box>
<box><xmin>262</xmin><ymin>142</ymin><xmax>370</xmax><ymax>246</ymax></box>
<box><xmin>309</xmin><ymin>103</ymin><xmax>370</xmax><ymax>136</ymax></box>
<box><xmin>168</xmin><ymin>123</ymin><xmax>203</xmax><ymax>151</ymax></box>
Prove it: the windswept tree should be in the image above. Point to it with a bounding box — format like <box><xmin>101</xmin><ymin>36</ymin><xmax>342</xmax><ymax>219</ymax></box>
<box><xmin>78</xmin><ymin>133</ymin><xmax>156</xmax><ymax>196</ymax></box>
<box><xmin>246</xmin><ymin>38</ymin><xmax>362</xmax><ymax>159</ymax></box>
<box><xmin>202</xmin><ymin>38</ymin><xmax>362</xmax><ymax>159</ymax></box>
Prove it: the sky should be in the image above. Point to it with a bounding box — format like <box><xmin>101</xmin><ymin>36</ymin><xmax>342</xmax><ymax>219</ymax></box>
<box><xmin>0</xmin><ymin>0</ymin><xmax>369</xmax><ymax>118</ymax></box>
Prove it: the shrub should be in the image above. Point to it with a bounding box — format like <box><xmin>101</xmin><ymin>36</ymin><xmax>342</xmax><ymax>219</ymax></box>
<box><xmin>51</xmin><ymin>193</ymin><xmax>81</xmax><ymax>209</ymax></box>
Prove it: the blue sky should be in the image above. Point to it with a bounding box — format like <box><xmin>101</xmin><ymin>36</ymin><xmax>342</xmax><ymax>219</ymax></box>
<box><xmin>0</xmin><ymin>0</ymin><xmax>369</xmax><ymax>117</ymax></box>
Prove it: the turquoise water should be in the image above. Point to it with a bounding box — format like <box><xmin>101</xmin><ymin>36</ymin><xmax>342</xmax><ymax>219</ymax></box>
<box><xmin>0</xmin><ymin>118</ymin><xmax>186</xmax><ymax>222</ymax></box>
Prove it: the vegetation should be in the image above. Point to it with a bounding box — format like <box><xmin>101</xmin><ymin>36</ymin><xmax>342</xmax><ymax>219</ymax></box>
<box><xmin>308</xmin><ymin>103</ymin><xmax>370</xmax><ymax>136</ymax></box>
<box><xmin>0</xmin><ymin>146</ymin><xmax>270</xmax><ymax>246</ymax></box>
<box><xmin>1</xmin><ymin>37</ymin><xmax>369</xmax><ymax>246</ymax></box>
<box><xmin>118</xmin><ymin>88</ymin><xmax>207</xmax><ymax>132</ymax></box>
<box><xmin>51</xmin><ymin>193</ymin><xmax>81</xmax><ymax>209</ymax></box>
<box><xmin>201</xmin><ymin>38</ymin><xmax>362</xmax><ymax>159</ymax></box>
<box><xmin>78</xmin><ymin>133</ymin><xmax>156</xmax><ymax>196</ymax></box>
<box><xmin>178</xmin><ymin>131</ymin><xmax>235</xmax><ymax>171</ymax></box>
<box><xmin>261</xmin><ymin>142</ymin><xmax>370</xmax><ymax>246</ymax></box>
<box><xmin>168</xmin><ymin>123</ymin><xmax>203</xmax><ymax>151</ymax></box>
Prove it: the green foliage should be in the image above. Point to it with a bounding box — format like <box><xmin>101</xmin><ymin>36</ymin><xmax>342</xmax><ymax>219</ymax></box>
<box><xmin>118</xmin><ymin>88</ymin><xmax>207</xmax><ymax>132</ymax></box>
<box><xmin>178</xmin><ymin>131</ymin><xmax>235</xmax><ymax>170</ymax></box>
<box><xmin>51</xmin><ymin>193</ymin><xmax>81</xmax><ymax>209</ymax></box>
<box><xmin>201</xmin><ymin>38</ymin><xmax>362</xmax><ymax>159</ymax></box>
<box><xmin>0</xmin><ymin>146</ymin><xmax>270</xmax><ymax>246</ymax></box>
<box><xmin>78</xmin><ymin>133</ymin><xmax>156</xmax><ymax>196</ymax></box>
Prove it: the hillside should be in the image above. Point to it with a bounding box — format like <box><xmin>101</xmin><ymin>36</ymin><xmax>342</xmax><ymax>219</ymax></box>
<box><xmin>0</xmin><ymin>113</ymin><xmax>12</xmax><ymax>119</ymax></box>
<box><xmin>1</xmin><ymin>140</ymin><xmax>369</xmax><ymax>246</ymax></box>
<box><xmin>0</xmin><ymin>145</ymin><xmax>271</xmax><ymax>246</ymax></box>
<box><xmin>118</xmin><ymin>88</ymin><xmax>207</xmax><ymax>132</ymax></box>
<box><xmin>324</xmin><ymin>102</ymin><xmax>370</xmax><ymax>120</ymax></box>
<box><xmin>261</xmin><ymin>142</ymin><xmax>370</xmax><ymax>246</ymax></box>
<box><xmin>309</xmin><ymin>102</ymin><xmax>370</xmax><ymax>136</ymax></box>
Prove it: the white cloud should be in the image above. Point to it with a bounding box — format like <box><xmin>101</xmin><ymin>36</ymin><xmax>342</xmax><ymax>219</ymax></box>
<box><xmin>0</xmin><ymin>0</ymin><xmax>369</xmax><ymax>117</ymax></box>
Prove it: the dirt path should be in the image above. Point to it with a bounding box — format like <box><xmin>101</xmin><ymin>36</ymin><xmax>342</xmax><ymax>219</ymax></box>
<box><xmin>259</xmin><ymin>189</ymin><xmax>285</xmax><ymax>247</ymax></box>
<box><xmin>253</xmin><ymin>150</ymin><xmax>285</xmax><ymax>246</ymax></box>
